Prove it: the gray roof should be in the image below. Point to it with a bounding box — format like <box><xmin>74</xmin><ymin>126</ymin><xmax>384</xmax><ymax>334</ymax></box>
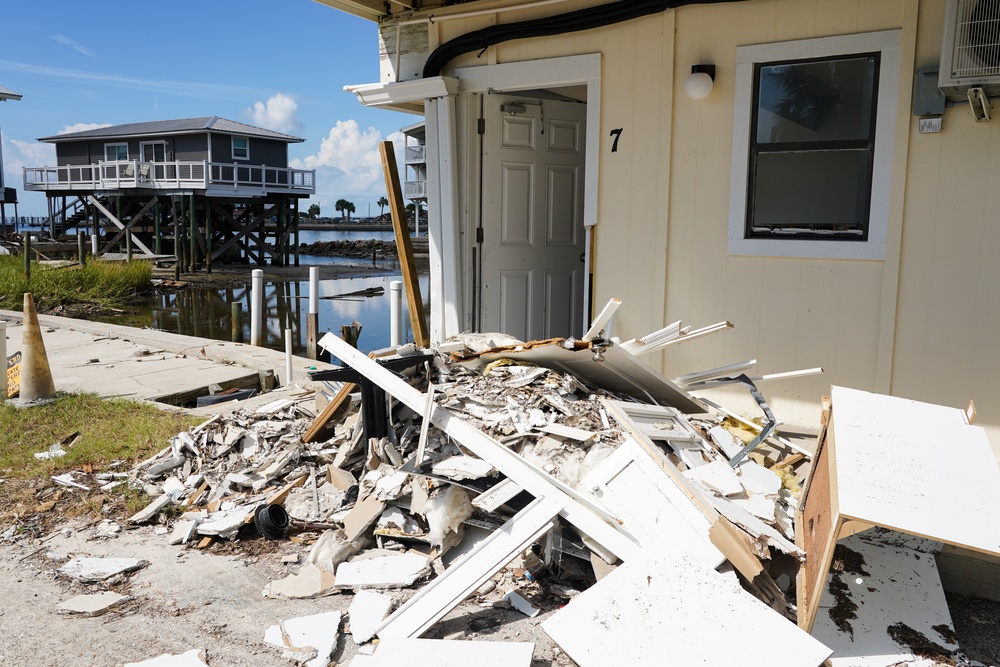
<box><xmin>0</xmin><ymin>86</ymin><xmax>22</xmax><ymax>101</ymax></box>
<box><xmin>39</xmin><ymin>116</ymin><xmax>303</xmax><ymax>143</ymax></box>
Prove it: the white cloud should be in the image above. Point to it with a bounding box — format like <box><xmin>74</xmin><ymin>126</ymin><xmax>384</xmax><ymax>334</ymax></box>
<box><xmin>52</xmin><ymin>35</ymin><xmax>96</xmax><ymax>58</ymax></box>
<box><xmin>58</xmin><ymin>122</ymin><xmax>112</xmax><ymax>135</ymax></box>
<box><xmin>292</xmin><ymin>120</ymin><xmax>405</xmax><ymax>210</ymax></box>
<box><xmin>1</xmin><ymin>133</ymin><xmax>56</xmax><ymax>211</ymax></box>
<box><xmin>245</xmin><ymin>93</ymin><xmax>303</xmax><ymax>134</ymax></box>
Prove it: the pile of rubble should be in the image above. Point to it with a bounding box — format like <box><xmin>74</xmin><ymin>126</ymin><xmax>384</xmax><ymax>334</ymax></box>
<box><xmin>46</xmin><ymin>318</ymin><xmax>1000</xmax><ymax>666</ymax></box>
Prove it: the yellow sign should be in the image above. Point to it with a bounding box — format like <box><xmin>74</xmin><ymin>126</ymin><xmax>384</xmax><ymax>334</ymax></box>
<box><xmin>7</xmin><ymin>351</ymin><xmax>20</xmax><ymax>398</ymax></box>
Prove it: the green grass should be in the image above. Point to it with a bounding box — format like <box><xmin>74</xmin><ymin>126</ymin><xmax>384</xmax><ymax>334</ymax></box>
<box><xmin>0</xmin><ymin>392</ymin><xmax>201</xmax><ymax>480</ymax></box>
<box><xmin>0</xmin><ymin>256</ymin><xmax>152</xmax><ymax>311</ymax></box>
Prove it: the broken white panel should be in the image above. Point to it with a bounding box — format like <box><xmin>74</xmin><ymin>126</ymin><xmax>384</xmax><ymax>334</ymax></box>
<box><xmin>123</xmin><ymin>649</ymin><xmax>208</xmax><ymax>667</ymax></box>
<box><xmin>581</xmin><ymin>439</ymin><xmax>723</xmax><ymax>568</ymax></box>
<box><xmin>58</xmin><ymin>557</ymin><xmax>148</xmax><ymax>583</ymax></box>
<box><xmin>349</xmin><ymin>590</ymin><xmax>393</xmax><ymax>644</ymax></box>
<box><xmin>811</xmin><ymin>531</ymin><xmax>959</xmax><ymax>667</ymax></box>
<box><xmin>264</xmin><ymin>563</ymin><xmax>338</xmax><ymax>599</ymax></box>
<box><xmin>535</xmin><ymin>422</ymin><xmax>597</xmax><ymax>444</ymax></box>
<box><xmin>351</xmin><ymin>637</ymin><xmax>534</xmax><ymax>666</ymax></box>
<box><xmin>57</xmin><ymin>591</ymin><xmax>131</xmax><ymax>616</ymax></box>
<box><xmin>709</xmin><ymin>494</ymin><xmax>801</xmax><ymax>556</ymax></box>
<box><xmin>504</xmin><ymin>591</ymin><xmax>540</xmax><ymax>617</ymax></box>
<box><xmin>264</xmin><ymin>610</ymin><xmax>341</xmax><ymax>667</ymax></box>
<box><xmin>196</xmin><ymin>510</ymin><xmax>250</xmax><ymax>539</ymax></box>
<box><xmin>737</xmin><ymin>460</ymin><xmax>783</xmax><ymax>496</ymax></box>
<box><xmin>167</xmin><ymin>520</ymin><xmax>199</xmax><ymax>545</ymax></box>
<box><xmin>430</xmin><ymin>455</ymin><xmax>495</xmax><ymax>481</ymax></box>
<box><xmin>472</xmin><ymin>478</ymin><xmax>523</xmax><ymax>512</ymax></box>
<box><xmin>335</xmin><ymin>551</ymin><xmax>431</xmax><ymax>589</ymax></box>
<box><xmin>732</xmin><ymin>494</ymin><xmax>778</xmax><ymax>522</ymax></box>
<box><xmin>377</xmin><ymin>498</ymin><xmax>560</xmax><ymax>640</ymax></box>
<box><xmin>541</xmin><ymin>549</ymin><xmax>831</xmax><ymax>667</ymax></box>
<box><xmin>682</xmin><ymin>459</ymin><xmax>744</xmax><ymax>497</ymax></box>
<box><xmin>709</xmin><ymin>426</ymin><xmax>744</xmax><ymax>460</ymax></box>
<box><xmin>830</xmin><ymin>386</ymin><xmax>1000</xmax><ymax>555</ymax></box>
<box><xmin>127</xmin><ymin>494</ymin><xmax>173</xmax><ymax>524</ymax></box>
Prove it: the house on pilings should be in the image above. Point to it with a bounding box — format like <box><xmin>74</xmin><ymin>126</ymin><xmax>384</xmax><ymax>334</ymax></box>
<box><xmin>23</xmin><ymin>116</ymin><xmax>315</xmax><ymax>269</ymax></box>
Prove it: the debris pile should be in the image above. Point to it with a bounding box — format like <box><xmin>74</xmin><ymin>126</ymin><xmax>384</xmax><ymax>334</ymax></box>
<box><xmin>23</xmin><ymin>308</ymin><xmax>1000</xmax><ymax>666</ymax></box>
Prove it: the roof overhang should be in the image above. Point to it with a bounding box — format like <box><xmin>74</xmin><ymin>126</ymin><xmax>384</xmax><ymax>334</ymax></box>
<box><xmin>344</xmin><ymin>76</ymin><xmax>458</xmax><ymax>115</ymax></box>
<box><xmin>0</xmin><ymin>87</ymin><xmax>22</xmax><ymax>102</ymax></box>
<box><xmin>311</xmin><ymin>0</ymin><xmax>387</xmax><ymax>22</ymax></box>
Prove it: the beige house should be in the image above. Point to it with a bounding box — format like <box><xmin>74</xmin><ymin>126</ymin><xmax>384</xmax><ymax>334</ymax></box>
<box><xmin>317</xmin><ymin>0</ymin><xmax>1000</xmax><ymax>457</ymax></box>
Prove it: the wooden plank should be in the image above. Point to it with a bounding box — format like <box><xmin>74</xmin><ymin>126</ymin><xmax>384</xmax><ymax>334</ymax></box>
<box><xmin>301</xmin><ymin>381</ymin><xmax>355</xmax><ymax>444</ymax></box>
<box><xmin>89</xmin><ymin>196</ymin><xmax>154</xmax><ymax>256</ymax></box>
<box><xmin>319</xmin><ymin>333</ymin><xmax>640</xmax><ymax>561</ymax></box>
<box><xmin>379</xmin><ymin>140</ymin><xmax>428</xmax><ymax>348</ymax></box>
<box><xmin>376</xmin><ymin>498</ymin><xmax>559</xmax><ymax>639</ymax></box>
<box><xmin>581</xmin><ymin>297</ymin><xmax>621</xmax><ymax>342</ymax></box>
<box><xmin>541</xmin><ymin>548</ymin><xmax>832</xmax><ymax>667</ymax></box>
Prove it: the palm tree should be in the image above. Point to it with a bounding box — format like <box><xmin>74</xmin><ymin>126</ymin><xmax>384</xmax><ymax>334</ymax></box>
<box><xmin>335</xmin><ymin>198</ymin><xmax>349</xmax><ymax>222</ymax></box>
<box><xmin>307</xmin><ymin>203</ymin><xmax>320</xmax><ymax>219</ymax></box>
<box><xmin>377</xmin><ymin>196</ymin><xmax>389</xmax><ymax>219</ymax></box>
<box><xmin>345</xmin><ymin>201</ymin><xmax>356</xmax><ymax>222</ymax></box>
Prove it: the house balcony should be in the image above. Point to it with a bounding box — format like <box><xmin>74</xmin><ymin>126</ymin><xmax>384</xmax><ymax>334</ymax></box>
<box><xmin>23</xmin><ymin>160</ymin><xmax>316</xmax><ymax>197</ymax></box>
<box><xmin>404</xmin><ymin>180</ymin><xmax>427</xmax><ymax>199</ymax></box>
<box><xmin>404</xmin><ymin>145</ymin><xmax>426</xmax><ymax>164</ymax></box>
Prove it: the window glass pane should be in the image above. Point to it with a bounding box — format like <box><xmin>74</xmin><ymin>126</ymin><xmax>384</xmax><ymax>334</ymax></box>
<box><xmin>233</xmin><ymin>138</ymin><xmax>248</xmax><ymax>158</ymax></box>
<box><xmin>755</xmin><ymin>56</ymin><xmax>876</xmax><ymax>144</ymax></box>
<box><xmin>751</xmin><ymin>149</ymin><xmax>870</xmax><ymax>233</ymax></box>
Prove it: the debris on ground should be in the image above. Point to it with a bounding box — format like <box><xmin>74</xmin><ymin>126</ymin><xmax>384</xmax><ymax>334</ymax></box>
<box><xmin>5</xmin><ymin>301</ymin><xmax>1000</xmax><ymax>667</ymax></box>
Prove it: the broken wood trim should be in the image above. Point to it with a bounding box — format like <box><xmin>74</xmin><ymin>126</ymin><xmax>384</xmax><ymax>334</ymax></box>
<box><xmin>302</xmin><ymin>381</ymin><xmax>355</xmax><ymax>444</ymax></box>
<box><xmin>376</xmin><ymin>497</ymin><xmax>560</xmax><ymax>639</ymax></box>
<box><xmin>379</xmin><ymin>140</ymin><xmax>429</xmax><ymax>348</ymax></box>
<box><xmin>582</xmin><ymin>298</ymin><xmax>621</xmax><ymax>342</ymax></box>
<box><xmin>318</xmin><ymin>333</ymin><xmax>640</xmax><ymax>561</ymax></box>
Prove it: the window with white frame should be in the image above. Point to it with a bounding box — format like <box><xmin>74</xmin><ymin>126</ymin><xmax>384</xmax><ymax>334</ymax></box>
<box><xmin>105</xmin><ymin>143</ymin><xmax>129</xmax><ymax>162</ymax></box>
<box><xmin>728</xmin><ymin>31</ymin><xmax>901</xmax><ymax>260</ymax></box>
<box><xmin>232</xmin><ymin>136</ymin><xmax>249</xmax><ymax>160</ymax></box>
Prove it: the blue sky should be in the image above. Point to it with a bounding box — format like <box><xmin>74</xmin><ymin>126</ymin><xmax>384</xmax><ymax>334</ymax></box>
<box><xmin>0</xmin><ymin>0</ymin><xmax>413</xmax><ymax>217</ymax></box>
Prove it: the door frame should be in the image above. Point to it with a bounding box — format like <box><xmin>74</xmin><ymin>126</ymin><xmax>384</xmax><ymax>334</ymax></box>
<box><xmin>454</xmin><ymin>53</ymin><xmax>603</xmax><ymax>336</ymax></box>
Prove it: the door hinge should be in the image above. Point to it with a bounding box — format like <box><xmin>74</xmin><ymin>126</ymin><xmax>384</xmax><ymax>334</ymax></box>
<box><xmin>477</xmin><ymin>118</ymin><xmax>485</xmax><ymax>134</ymax></box>
<box><xmin>476</xmin><ymin>227</ymin><xmax>484</xmax><ymax>243</ymax></box>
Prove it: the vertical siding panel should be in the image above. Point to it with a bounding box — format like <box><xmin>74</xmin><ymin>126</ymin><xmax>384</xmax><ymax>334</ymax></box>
<box><xmin>774</xmin><ymin>0</ymin><xmax>817</xmax><ymax>42</ymax></box>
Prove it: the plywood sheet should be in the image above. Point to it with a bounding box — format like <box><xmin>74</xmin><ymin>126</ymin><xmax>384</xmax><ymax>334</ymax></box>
<box><xmin>541</xmin><ymin>549</ymin><xmax>831</xmax><ymax>667</ymax></box>
<box><xmin>811</xmin><ymin>531</ymin><xmax>958</xmax><ymax>666</ymax></box>
<box><xmin>830</xmin><ymin>386</ymin><xmax>1000</xmax><ymax>555</ymax></box>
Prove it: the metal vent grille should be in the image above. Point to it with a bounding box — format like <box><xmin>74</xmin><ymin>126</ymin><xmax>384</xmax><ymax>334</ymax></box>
<box><xmin>953</xmin><ymin>0</ymin><xmax>1000</xmax><ymax>77</ymax></box>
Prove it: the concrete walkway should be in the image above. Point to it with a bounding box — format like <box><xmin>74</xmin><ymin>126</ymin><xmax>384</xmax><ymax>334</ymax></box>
<box><xmin>0</xmin><ymin>310</ymin><xmax>340</xmax><ymax>408</ymax></box>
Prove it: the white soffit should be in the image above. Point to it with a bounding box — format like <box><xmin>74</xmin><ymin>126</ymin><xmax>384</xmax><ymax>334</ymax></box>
<box><xmin>344</xmin><ymin>77</ymin><xmax>458</xmax><ymax>114</ymax></box>
<box><xmin>830</xmin><ymin>385</ymin><xmax>1000</xmax><ymax>555</ymax></box>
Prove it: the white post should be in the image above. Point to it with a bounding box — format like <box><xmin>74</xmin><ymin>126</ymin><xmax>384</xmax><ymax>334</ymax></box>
<box><xmin>284</xmin><ymin>328</ymin><xmax>293</xmax><ymax>386</ymax></box>
<box><xmin>0</xmin><ymin>321</ymin><xmax>6</xmax><ymax>401</ymax></box>
<box><xmin>91</xmin><ymin>234</ymin><xmax>99</xmax><ymax>257</ymax></box>
<box><xmin>308</xmin><ymin>267</ymin><xmax>319</xmax><ymax>315</ymax></box>
<box><xmin>390</xmin><ymin>280</ymin><xmax>403</xmax><ymax>347</ymax></box>
<box><xmin>250</xmin><ymin>269</ymin><xmax>264</xmax><ymax>347</ymax></box>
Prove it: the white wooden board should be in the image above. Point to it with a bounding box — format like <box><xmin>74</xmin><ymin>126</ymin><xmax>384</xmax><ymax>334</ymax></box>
<box><xmin>581</xmin><ymin>439</ymin><xmax>723</xmax><ymax>567</ymax></box>
<box><xmin>811</xmin><ymin>531</ymin><xmax>958</xmax><ymax>667</ymax></box>
<box><xmin>830</xmin><ymin>386</ymin><xmax>1000</xmax><ymax>555</ymax></box>
<box><xmin>349</xmin><ymin>637</ymin><xmax>534</xmax><ymax>666</ymax></box>
<box><xmin>541</xmin><ymin>548</ymin><xmax>832</xmax><ymax>667</ymax></box>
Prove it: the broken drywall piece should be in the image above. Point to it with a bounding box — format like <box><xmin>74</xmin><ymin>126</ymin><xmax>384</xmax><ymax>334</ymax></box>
<box><xmin>56</xmin><ymin>591</ymin><xmax>131</xmax><ymax>616</ymax></box>
<box><xmin>343</xmin><ymin>495</ymin><xmax>386</xmax><ymax>542</ymax></box>
<box><xmin>308</xmin><ymin>529</ymin><xmax>362</xmax><ymax>574</ymax></box>
<box><xmin>430</xmin><ymin>455</ymin><xmax>495</xmax><ymax>481</ymax></box>
<box><xmin>682</xmin><ymin>459</ymin><xmax>744</xmax><ymax>496</ymax></box>
<box><xmin>167</xmin><ymin>519</ymin><xmax>199</xmax><ymax>546</ymax></box>
<box><xmin>264</xmin><ymin>610</ymin><xmax>341</xmax><ymax>667</ymax></box>
<box><xmin>351</xmin><ymin>637</ymin><xmax>534</xmax><ymax>665</ymax></box>
<box><xmin>123</xmin><ymin>649</ymin><xmax>208</xmax><ymax>667</ymax></box>
<box><xmin>127</xmin><ymin>494</ymin><xmax>173</xmax><ymax>524</ymax></box>
<box><xmin>732</xmin><ymin>494</ymin><xmax>778</xmax><ymax>522</ymax></box>
<box><xmin>196</xmin><ymin>510</ymin><xmax>249</xmax><ymax>539</ymax></box>
<box><xmin>810</xmin><ymin>531</ymin><xmax>959</xmax><ymax>666</ymax></box>
<box><xmin>335</xmin><ymin>550</ymin><xmax>431</xmax><ymax>589</ymax></box>
<box><xmin>264</xmin><ymin>562</ymin><xmax>338</xmax><ymax>599</ymax></box>
<box><xmin>737</xmin><ymin>460</ymin><xmax>782</xmax><ymax>496</ymax></box>
<box><xmin>504</xmin><ymin>591</ymin><xmax>540</xmax><ymax>618</ymax></box>
<box><xmin>709</xmin><ymin>426</ymin><xmax>743</xmax><ymax>460</ymax></box>
<box><xmin>709</xmin><ymin>494</ymin><xmax>801</xmax><ymax>556</ymax></box>
<box><xmin>58</xmin><ymin>557</ymin><xmax>148</xmax><ymax>583</ymax></box>
<box><xmin>348</xmin><ymin>590</ymin><xmax>393</xmax><ymax>644</ymax></box>
<box><xmin>541</xmin><ymin>549</ymin><xmax>831</xmax><ymax>667</ymax></box>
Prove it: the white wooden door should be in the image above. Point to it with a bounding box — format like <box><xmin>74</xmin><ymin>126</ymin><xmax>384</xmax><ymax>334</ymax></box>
<box><xmin>479</xmin><ymin>94</ymin><xmax>587</xmax><ymax>341</ymax></box>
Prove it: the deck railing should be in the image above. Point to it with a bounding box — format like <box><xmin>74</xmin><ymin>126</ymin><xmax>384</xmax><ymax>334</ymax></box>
<box><xmin>23</xmin><ymin>160</ymin><xmax>315</xmax><ymax>195</ymax></box>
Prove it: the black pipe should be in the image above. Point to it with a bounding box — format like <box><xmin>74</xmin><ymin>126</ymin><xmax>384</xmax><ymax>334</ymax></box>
<box><xmin>423</xmin><ymin>0</ymin><xmax>745</xmax><ymax>78</ymax></box>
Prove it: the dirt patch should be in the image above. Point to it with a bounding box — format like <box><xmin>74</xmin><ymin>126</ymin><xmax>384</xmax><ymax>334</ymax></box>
<box><xmin>827</xmin><ymin>573</ymin><xmax>859</xmax><ymax>639</ymax></box>
<box><xmin>830</xmin><ymin>543</ymin><xmax>871</xmax><ymax>577</ymax></box>
<box><xmin>886</xmin><ymin>622</ymin><xmax>956</xmax><ymax>662</ymax></box>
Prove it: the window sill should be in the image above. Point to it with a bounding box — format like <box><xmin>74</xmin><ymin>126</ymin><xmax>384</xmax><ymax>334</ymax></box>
<box><xmin>727</xmin><ymin>236</ymin><xmax>886</xmax><ymax>261</ymax></box>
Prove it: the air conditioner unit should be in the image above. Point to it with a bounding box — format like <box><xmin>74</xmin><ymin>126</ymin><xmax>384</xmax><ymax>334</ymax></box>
<box><xmin>939</xmin><ymin>0</ymin><xmax>1000</xmax><ymax>99</ymax></box>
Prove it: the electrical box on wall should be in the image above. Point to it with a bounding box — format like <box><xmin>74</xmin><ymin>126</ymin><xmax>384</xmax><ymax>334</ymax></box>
<box><xmin>913</xmin><ymin>66</ymin><xmax>947</xmax><ymax>116</ymax></box>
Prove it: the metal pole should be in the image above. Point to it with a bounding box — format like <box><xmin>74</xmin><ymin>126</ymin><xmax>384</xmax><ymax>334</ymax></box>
<box><xmin>306</xmin><ymin>266</ymin><xmax>319</xmax><ymax>360</ymax></box>
<box><xmin>390</xmin><ymin>280</ymin><xmax>402</xmax><ymax>347</ymax></box>
<box><xmin>250</xmin><ymin>268</ymin><xmax>264</xmax><ymax>346</ymax></box>
<box><xmin>0</xmin><ymin>320</ymin><xmax>6</xmax><ymax>401</ymax></box>
<box><xmin>309</xmin><ymin>267</ymin><xmax>319</xmax><ymax>315</ymax></box>
<box><xmin>91</xmin><ymin>234</ymin><xmax>99</xmax><ymax>257</ymax></box>
<box><xmin>284</xmin><ymin>328</ymin><xmax>293</xmax><ymax>386</ymax></box>
<box><xmin>23</xmin><ymin>235</ymin><xmax>30</xmax><ymax>281</ymax></box>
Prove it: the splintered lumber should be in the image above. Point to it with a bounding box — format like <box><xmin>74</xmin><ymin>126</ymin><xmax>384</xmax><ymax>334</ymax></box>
<box><xmin>318</xmin><ymin>333</ymin><xmax>640</xmax><ymax>561</ymax></box>
<box><xmin>541</xmin><ymin>549</ymin><xmax>831</xmax><ymax>667</ymax></box>
<box><xmin>379</xmin><ymin>140</ymin><xmax>428</xmax><ymax>347</ymax></box>
<box><xmin>796</xmin><ymin>386</ymin><xmax>1000</xmax><ymax>632</ymax></box>
<box><xmin>302</xmin><ymin>381</ymin><xmax>355</xmax><ymax>443</ymax></box>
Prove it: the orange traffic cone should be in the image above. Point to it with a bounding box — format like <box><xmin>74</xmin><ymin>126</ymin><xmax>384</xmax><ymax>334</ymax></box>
<box><xmin>19</xmin><ymin>293</ymin><xmax>55</xmax><ymax>401</ymax></box>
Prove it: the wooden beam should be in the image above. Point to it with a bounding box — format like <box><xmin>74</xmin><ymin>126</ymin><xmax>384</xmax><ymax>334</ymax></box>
<box><xmin>101</xmin><ymin>196</ymin><xmax>159</xmax><ymax>251</ymax></box>
<box><xmin>379</xmin><ymin>141</ymin><xmax>429</xmax><ymax>348</ymax></box>
<box><xmin>89</xmin><ymin>195</ymin><xmax>155</xmax><ymax>256</ymax></box>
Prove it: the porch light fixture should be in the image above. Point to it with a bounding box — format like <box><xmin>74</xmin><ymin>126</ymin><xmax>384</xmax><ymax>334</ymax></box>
<box><xmin>685</xmin><ymin>64</ymin><xmax>715</xmax><ymax>100</ymax></box>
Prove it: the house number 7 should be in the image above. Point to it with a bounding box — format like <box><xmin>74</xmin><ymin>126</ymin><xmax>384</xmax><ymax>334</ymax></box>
<box><xmin>609</xmin><ymin>128</ymin><xmax>623</xmax><ymax>152</ymax></box>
